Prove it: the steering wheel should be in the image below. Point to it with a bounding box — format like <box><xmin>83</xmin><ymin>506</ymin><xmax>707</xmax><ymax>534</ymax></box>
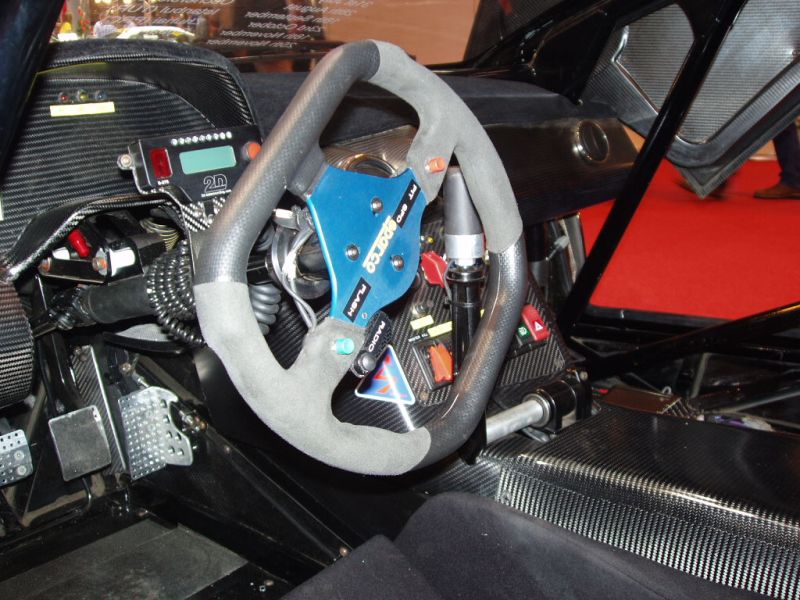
<box><xmin>194</xmin><ymin>41</ymin><xmax>526</xmax><ymax>475</ymax></box>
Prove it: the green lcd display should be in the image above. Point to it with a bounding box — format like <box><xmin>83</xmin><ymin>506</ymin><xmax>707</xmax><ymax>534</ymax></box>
<box><xmin>178</xmin><ymin>145</ymin><xmax>236</xmax><ymax>175</ymax></box>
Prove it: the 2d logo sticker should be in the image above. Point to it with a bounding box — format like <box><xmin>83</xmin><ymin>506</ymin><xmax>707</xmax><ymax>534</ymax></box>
<box><xmin>355</xmin><ymin>346</ymin><xmax>415</xmax><ymax>405</ymax></box>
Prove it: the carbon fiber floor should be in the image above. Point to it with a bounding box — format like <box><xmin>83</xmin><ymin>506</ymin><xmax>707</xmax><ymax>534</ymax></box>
<box><xmin>0</xmin><ymin>520</ymin><xmax>288</xmax><ymax>599</ymax></box>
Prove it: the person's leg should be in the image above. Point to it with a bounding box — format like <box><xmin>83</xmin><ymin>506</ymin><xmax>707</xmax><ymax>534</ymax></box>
<box><xmin>754</xmin><ymin>123</ymin><xmax>800</xmax><ymax>198</ymax></box>
<box><xmin>773</xmin><ymin>124</ymin><xmax>800</xmax><ymax>188</ymax></box>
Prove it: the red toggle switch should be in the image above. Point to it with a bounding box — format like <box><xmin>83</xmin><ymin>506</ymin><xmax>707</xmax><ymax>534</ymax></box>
<box><xmin>149</xmin><ymin>147</ymin><xmax>172</xmax><ymax>179</ymax></box>
<box><xmin>67</xmin><ymin>229</ymin><xmax>91</xmax><ymax>258</ymax></box>
<box><xmin>521</xmin><ymin>305</ymin><xmax>550</xmax><ymax>342</ymax></box>
<box><xmin>420</xmin><ymin>251</ymin><xmax>447</xmax><ymax>288</ymax></box>
<box><xmin>427</xmin><ymin>343</ymin><xmax>454</xmax><ymax>384</ymax></box>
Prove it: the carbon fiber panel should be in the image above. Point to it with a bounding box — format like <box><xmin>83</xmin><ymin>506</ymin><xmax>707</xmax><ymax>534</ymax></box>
<box><xmin>616</xmin><ymin>5</ymin><xmax>691</xmax><ymax>117</ymax></box>
<box><xmin>619</xmin><ymin>0</ymin><xmax>800</xmax><ymax>145</ymax></box>
<box><xmin>0</xmin><ymin>79</ymin><xmax>210</xmax><ymax>256</ymax></box>
<box><xmin>585</xmin><ymin>0</ymin><xmax>800</xmax><ymax>157</ymax></box>
<box><xmin>333</xmin><ymin>217</ymin><xmax>569</xmax><ymax>433</ymax></box>
<box><xmin>0</xmin><ymin>40</ymin><xmax>254</xmax><ymax>266</ymax></box>
<box><xmin>423</xmin><ymin>408</ymin><xmax>800</xmax><ymax>599</ymax></box>
<box><xmin>47</xmin><ymin>39</ymin><xmax>254</xmax><ymax>128</ymax></box>
<box><xmin>71</xmin><ymin>346</ymin><xmax>127</xmax><ymax>474</ymax></box>
<box><xmin>0</xmin><ymin>282</ymin><xmax>34</xmax><ymax>408</ymax></box>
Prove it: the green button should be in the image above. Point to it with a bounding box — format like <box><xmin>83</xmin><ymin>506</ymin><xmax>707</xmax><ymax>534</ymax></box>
<box><xmin>334</xmin><ymin>338</ymin><xmax>355</xmax><ymax>355</ymax></box>
<box><xmin>517</xmin><ymin>325</ymin><xmax>531</xmax><ymax>338</ymax></box>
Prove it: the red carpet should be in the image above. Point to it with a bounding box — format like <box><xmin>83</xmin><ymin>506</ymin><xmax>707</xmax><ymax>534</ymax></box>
<box><xmin>580</xmin><ymin>160</ymin><xmax>800</xmax><ymax>320</ymax></box>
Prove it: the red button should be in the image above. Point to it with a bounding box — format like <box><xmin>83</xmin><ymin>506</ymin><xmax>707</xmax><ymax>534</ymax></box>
<box><xmin>149</xmin><ymin>147</ymin><xmax>172</xmax><ymax>179</ymax></box>
<box><xmin>521</xmin><ymin>305</ymin><xmax>550</xmax><ymax>342</ymax></box>
<box><xmin>428</xmin><ymin>343</ymin><xmax>453</xmax><ymax>384</ymax></box>
<box><xmin>67</xmin><ymin>229</ymin><xmax>91</xmax><ymax>258</ymax></box>
<box><xmin>420</xmin><ymin>251</ymin><xmax>447</xmax><ymax>288</ymax></box>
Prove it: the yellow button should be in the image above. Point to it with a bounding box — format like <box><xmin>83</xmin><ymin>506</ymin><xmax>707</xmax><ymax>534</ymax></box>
<box><xmin>410</xmin><ymin>315</ymin><xmax>435</xmax><ymax>331</ymax></box>
<box><xmin>428</xmin><ymin>321</ymin><xmax>453</xmax><ymax>338</ymax></box>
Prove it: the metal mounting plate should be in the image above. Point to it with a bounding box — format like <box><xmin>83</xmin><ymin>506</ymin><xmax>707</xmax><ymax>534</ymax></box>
<box><xmin>48</xmin><ymin>406</ymin><xmax>112</xmax><ymax>481</ymax></box>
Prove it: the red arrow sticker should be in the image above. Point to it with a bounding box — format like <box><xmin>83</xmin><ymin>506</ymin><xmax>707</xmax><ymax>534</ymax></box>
<box><xmin>355</xmin><ymin>346</ymin><xmax>416</xmax><ymax>405</ymax></box>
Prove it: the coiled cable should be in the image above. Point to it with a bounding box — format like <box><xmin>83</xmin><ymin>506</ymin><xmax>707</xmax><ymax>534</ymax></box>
<box><xmin>140</xmin><ymin>217</ymin><xmax>180</xmax><ymax>251</ymax></box>
<box><xmin>146</xmin><ymin>240</ymin><xmax>204</xmax><ymax>346</ymax></box>
<box><xmin>249</xmin><ymin>281</ymin><xmax>281</xmax><ymax>335</ymax></box>
<box><xmin>146</xmin><ymin>240</ymin><xmax>282</xmax><ymax>345</ymax></box>
<box><xmin>270</xmin><ymin>209</ymin><xmax>318</xmax><ymax>332</ymax></box>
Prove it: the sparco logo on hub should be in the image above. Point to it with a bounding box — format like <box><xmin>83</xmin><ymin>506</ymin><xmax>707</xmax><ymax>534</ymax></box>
<box><xmin>362</xmin><ymin>216</ymin><xmax>397</xmax><ymax>274</ymax></box>
<box><xmin>361</xmin><ymin>179</ymin><xmax>421</xmax><ymax>274</ymax></box>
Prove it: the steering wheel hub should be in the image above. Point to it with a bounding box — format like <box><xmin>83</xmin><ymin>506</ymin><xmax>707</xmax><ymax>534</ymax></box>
<box><xmin>307</xmin><ymin>167</ymin><xmax>425</xmax><ymax>326</ymax></box>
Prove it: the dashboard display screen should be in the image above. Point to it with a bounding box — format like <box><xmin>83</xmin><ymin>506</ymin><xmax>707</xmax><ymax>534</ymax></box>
<box><xmin>179</xmin><ymin>145</ymin><xmax>236</xmax><ymax>175</ymax></box>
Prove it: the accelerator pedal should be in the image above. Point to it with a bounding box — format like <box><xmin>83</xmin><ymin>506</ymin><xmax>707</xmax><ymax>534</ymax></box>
<box><xmin>118</xmin><ymin>387</ymin><xmax>193</xmax><ymax>480</ymax></box>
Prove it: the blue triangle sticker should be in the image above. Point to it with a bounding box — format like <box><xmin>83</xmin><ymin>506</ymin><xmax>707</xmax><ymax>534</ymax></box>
<box><xmin>355</xmin><ymin>346</ymin><xmax>415</xmax><ymax>405</ymax></box>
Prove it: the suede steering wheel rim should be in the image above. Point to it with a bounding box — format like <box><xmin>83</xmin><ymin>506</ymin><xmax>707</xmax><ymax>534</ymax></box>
<box><xmin>194</xmin><ymin>40</ymin><xmax>527</xmax><ymax>476</ymax></box>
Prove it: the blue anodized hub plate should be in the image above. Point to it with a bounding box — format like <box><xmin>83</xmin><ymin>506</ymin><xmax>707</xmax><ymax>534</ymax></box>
<box><xmin>306</xmin><ymin>166</ymin><xmax>426</xmax><ymax>328</ymax></box>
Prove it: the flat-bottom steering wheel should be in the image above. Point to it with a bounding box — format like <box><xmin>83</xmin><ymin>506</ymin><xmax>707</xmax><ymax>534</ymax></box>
<box><xmin>194</xmin><ymin>41</ymin><xmax>526</xmax><ymax>475</ymax></box>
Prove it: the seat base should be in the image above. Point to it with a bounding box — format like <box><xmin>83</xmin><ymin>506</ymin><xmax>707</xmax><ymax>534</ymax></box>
<box><xmin>287</xmin><ymin>493</ymin><xmax>763</xmax><ymax>600</ymax></box>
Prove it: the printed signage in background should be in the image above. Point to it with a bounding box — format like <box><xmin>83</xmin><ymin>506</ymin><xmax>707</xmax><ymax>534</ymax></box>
<box><xmin>74</xmin><ymin>0</ymin><xmax>475</xmax><ymax>65</ymax></box>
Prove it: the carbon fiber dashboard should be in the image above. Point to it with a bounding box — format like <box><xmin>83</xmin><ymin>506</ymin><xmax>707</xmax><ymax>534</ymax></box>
<box><xmin>0</xmin><ymin>40</ymin><xmax>253</xmax><ymax>257</ymax></box>
<box><xmin>332</xmin><ymin>216</ymin><xmax>570</xmax><ymax>433</ymax></box>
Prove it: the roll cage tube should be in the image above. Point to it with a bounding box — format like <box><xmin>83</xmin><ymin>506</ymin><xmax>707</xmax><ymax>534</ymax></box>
<box><xmin>194</xmin><ymin>41</ymin><xmax>526</xmax><ymax>475</ymax></box>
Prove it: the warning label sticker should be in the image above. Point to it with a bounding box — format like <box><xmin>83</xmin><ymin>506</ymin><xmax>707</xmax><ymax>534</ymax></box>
<box><xmin>355</xmin><ymin>346</ymin><xmax>415</xmax><ymax>405</ymax></box>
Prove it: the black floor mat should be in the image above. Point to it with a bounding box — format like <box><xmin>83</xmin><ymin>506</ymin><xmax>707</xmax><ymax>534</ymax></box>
<box><xmin>0</xmin><ymin>520</ymin><xmax>286</xmax><ymax>599</ymax></box>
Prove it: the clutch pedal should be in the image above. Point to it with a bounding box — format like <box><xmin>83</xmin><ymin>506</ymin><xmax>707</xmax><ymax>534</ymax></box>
<box><xmin>0</xmin><ymin>429</ymin><xmax>33</xmax><ymax>487</ymax></box>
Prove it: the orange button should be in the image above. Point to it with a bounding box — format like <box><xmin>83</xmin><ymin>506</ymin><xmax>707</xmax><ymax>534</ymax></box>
<box><xmin>426</xmin><ymin>156</ymin><xmax>447</xmax><ymax>173</ymax></box>
<box><xmin>245</xmin><ymin>141</ymin><xmax>261</xmax><ymax>161</ymax></box>
<box><xmin>428</xmin><ymin>343</ymin><xmax>454</xmax><ymax>384</ymax></box>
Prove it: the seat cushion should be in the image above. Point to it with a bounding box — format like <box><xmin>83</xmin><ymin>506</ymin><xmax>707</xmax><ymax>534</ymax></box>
<box><xmin>286</xmin><ymin>492</ymin><xmax>765</xmax><ymax>599</ymax></box>
<box><xmin>283</xmin><ymin>535</ymin><xmax>443</xmax><ymax>600</ymax></box>
<box><xmin>395</xmin><ymin>493</ymin><xmax>763</xmax><ymax>600</ymax></box>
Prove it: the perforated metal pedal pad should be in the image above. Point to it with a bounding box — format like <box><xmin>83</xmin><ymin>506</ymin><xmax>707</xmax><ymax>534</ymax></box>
<box><xmin>0</xmin><ymin>430</ymin><xmax>33</xmax><ymax>487</ymax></box>
<box><xmin>119</xmin><ymin>387</ymin><xmax>193</xmax><ymax>480</ymax></box>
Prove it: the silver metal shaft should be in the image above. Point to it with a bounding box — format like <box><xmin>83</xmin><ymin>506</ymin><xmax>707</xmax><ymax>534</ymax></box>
<box><xmin>485</xmin><ymin>394</ymin><xmax>550</xmax><ymax>444</ymax></box>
